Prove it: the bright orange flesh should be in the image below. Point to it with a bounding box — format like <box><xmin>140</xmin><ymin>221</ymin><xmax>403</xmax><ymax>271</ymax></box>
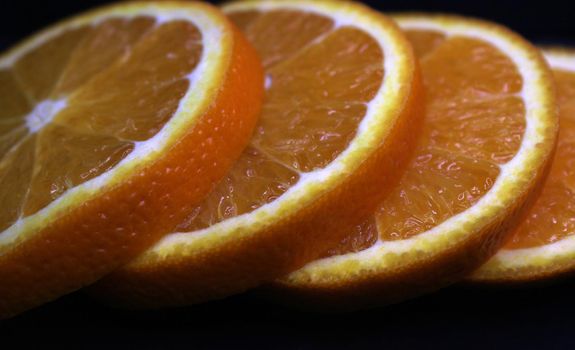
<box><xmin>323</xmin><ymin>29</ymin><xmax>526</xmax><ymax>255</ymax></box>
<box><xmin>0</xmin><ymin>4</ymin><xmax>264</xmax><ymax>319</ymax></box>
<box><xmin>0</xmin><ymin>17</ymin><xmax>200</xmax><ymax>231</ymax></box>
<box><xmin>178</xmin><ymin>10</ymin><xmax>385</xmax><ymax>232</ymax></box>
<box><xmin>503</xmin><ymin>69</ymin><xmax>575</xmax><ymax>249</ymax></box>
<box><xmin>89</xmin><ymin>4</ymin><xmax>423</xmax><ymax>309</ymax></box>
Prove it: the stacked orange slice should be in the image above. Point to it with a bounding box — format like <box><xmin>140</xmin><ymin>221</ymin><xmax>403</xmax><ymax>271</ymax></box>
<box><xmin>470</xmin><ymin>49</ymin><xmax>575</xmax><ymax>284</ymax></box>
<box><xmin>269</xmin><ymin>14</ymin><xmax>558</xmax><ymax>310</ymax></box>
<box><xmin>90</xmin><ymin>0</ymin><xmax>423</xmax><ymax>308</ymax></box>
<box><xmin>0</xmin><ymin>0</ymin><xmax>568</xmax><ymax>318</ymax></box>
<box><xmin>0</xmin><ymin>1</ymin><xmax>263</xmax><ymax>318</ymax></box>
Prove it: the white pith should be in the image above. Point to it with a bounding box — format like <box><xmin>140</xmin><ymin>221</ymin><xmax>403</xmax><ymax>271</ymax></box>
<box><xmin>0</xmin><ymin>3</ymin><xmax>228</xmax><ymax>249</ymax></box>
<box><xmin>471</xmin><ymin>50</ymin><xmax>575</xmax><ymax>280</ymax></box>
<box><xmin>133</xmin><ymin>1</ymin><xmax>414</xmax><ymax>263</ymax></box>
<box><xmin>25</xmin><ymin>99</ymin><xmax>68</xmax><ymax>133</ymax></box>
<box><xmin>282</xmin><ymin>16</ymin><xmax>556</xmax><ymax>284</ymax></box>
<box><xmin>546</xmin><ymin>51</ymin><xmax>575</xmax><ymax>72</ymax></box>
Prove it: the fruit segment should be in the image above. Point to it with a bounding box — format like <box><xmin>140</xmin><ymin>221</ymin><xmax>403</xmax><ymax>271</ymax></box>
<box><xmin>0</xmin><ymin>17</ymin><xmax>204</xmax><ymax>231</ymax></box>
<box><xmin>55</xmin><ymin>20</ymin><xmax>201</xmax><ymax>141</ymax></box>
<box><xmin>23</xmin><ymin>125</ymin><xmax>135</xmax><ymax>216</ymax></box>
<box><xmin>0</xmin><ymin>70</ymin><xmax>32</xmax><ymax>120</ymax></box>
<box><xmin>258</xmin><ymin>27</ymin><xmax>384</xmax><ymax>172</ymax></box>
<box><xmin>322</xmin><ymin>217</ymin><xmax>379</xmax><ymax>258</ymax></box>
<box><xmin>0</xmin><ymin>137</ymin><xmax>35</xmax><ymax>232</ymax></box>
<box><xmin>13</xmin><ymin>27</ymin><xmax>88</xmax><ymax>102</ymax></box>
<box><xmin>376</xmin><ymin>148</ymin><xmax>500</xmax><ymax>241</ymax></box>
<box><xmin>424</xmin><ymin>96</ymin><xmax>525</xmax><ymax>164</ymax></box>
<box><xmin>52</xmin><ymin>17</ymin><xmax>155</xmax><ymax>96</ymax></box>
<box><xmin>230</xmin><ymin>10</ymin><xmax>334</xmax><ymax>68</ymax></box>
<box><xmin>177</xmin><ymin>146</ymin><xmax>300</xmax><ymax>232</ymax></box>
<box><xmin>404</xmin><ymin>30</ymin><xmax>446</xmax><ymax>58</ymax></box>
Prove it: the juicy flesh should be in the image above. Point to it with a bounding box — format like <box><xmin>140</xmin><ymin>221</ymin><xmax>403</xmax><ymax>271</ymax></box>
<box><xmin>0</xmin><ymin>17</ymin><xmax>203</xmax><ymax>232</ymax></box>
<box><xmin>177</xmin><ymin>9</ymin><xmax>385</xmax><ymax>232</ymax></box>
<box><xmin>325</xmin><ymin>29</ymin><xmax>527</xmax><ymax>256</ymax></box>
<box><xmin>504</xmin><ymin>69</ymin><xmax>575</xmax><ymax>249</ymax></box>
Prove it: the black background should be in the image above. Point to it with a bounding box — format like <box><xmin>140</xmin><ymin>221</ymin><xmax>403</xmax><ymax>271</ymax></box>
<box><xmin>1</xmin><ymin>1</ymin><xmax>575</xmax><ymax>349</ymax></box>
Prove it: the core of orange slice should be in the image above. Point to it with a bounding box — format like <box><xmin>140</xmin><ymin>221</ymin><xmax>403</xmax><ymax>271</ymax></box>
<box><xmin>470</xmin><ymin>49</ymin><xmax>575</xmax><ymax>284</ymax></box>
<box><xmin>90</xmin><ymin>0</ymin><xmax>423</xmax><ymax>308</ymax></box>
<box><xmin>0</xmin><ymin>1</ymin><xmax>263</xmax><ymax>318</ymax></box>
<box><xmin>267</xmin><ymin>14</ymin><xmax>558</xmax><ymax>310</ymax></box>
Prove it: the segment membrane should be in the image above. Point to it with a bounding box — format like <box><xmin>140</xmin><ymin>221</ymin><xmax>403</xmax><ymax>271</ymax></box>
<box><xmin>0</xmin><ymin>127</ymin><xmax>27</xmax><ymax>160</ymax></box>
<box><xmin>177</xmin><ymin>146</ymin><xmax>300</xmax><ymax>232</ymax></box>
<box><xmin>256</xmin><ymin>27</ymin><xmax>384</xmax><ymax>172</ymax></box>
<box><xmin>13</xmin><ymin>27</ymin><xmax>89</xmax><ymax>101</ymax></box>
<box><xmin>227</xmin><ymin>10</ymin><xmax>261</xmax><ymax>33</ymax></box>
<box><xmin>421</xmin><ymin>37</ymin><xmax>523</xmax><ymax>101</ymax></box>
<box><xmin>173</xmin><ymin>10</ymin><xmax>385</xmax><ymax>234</ymax></box>
<box><xmin>404</xmin><ymin>30</ymin><xmax>446</xmax><ymax>59</ymax></box>
<box><xmin>56</xmin><ymin>78</ymin><xmax>190</xmax><ymax>141</ymax></box>
<box><xmin>0</xmin><ymin>137</ymin><xmax>35</xmax><ymax>231</ymax></box>
<box><xmin>0</xmin><ymin>16</ymin><xmax>204</xmax><ymax>232</ymax></box>
<box><xmin>23</xmin><ymin>125</ymin><xmax>134</xmax><ymax>215</ymax></box>
<box><xmin>230</xmin><ymin>10</ymin><xmax>334</xmax><ymax>68</ymax></box>
<box><xmin>55</xmin><ymin>20</ymin><xmax>200</xmax><ymax>141</ymax></box>
<box><xmin>0</xmin><ymin>69</ymin><xmax>32</xmax><ymax>120</ymax></box>
<box><xmin>52</xmin><ymin>17</ymin><xmax>156</xmax><ymax>97</ymax></box>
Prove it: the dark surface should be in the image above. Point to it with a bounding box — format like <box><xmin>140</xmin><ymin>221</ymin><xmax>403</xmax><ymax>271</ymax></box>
<box><xmin>3</xmin><ymin>281</ymin><xmax>575</xmax><ymax>349</ymax></box>
<box><xmin>1</xmin><ymin>1</ymin><xmax>575</xmax><ymax>348</ymax></box>
<box><xmin>1</xmin><ymin>0</ymin><xmax>575</xmax><ymax>48</ymax></box>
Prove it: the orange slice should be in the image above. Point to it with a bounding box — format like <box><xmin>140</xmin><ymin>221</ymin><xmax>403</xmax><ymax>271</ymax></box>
<box><xmin>267</xmin><ymin>14</ymin><xmax>558</xmax><ymax>310</ymax></box>
<box><xmin>90</xmin><ymin>0</ymin><xmax>423</xmax><ymax>308</ymax></box>
<box><xmin>470</xmin><ymin>49</ymin><xmax>575</xmax><ymax>284</ymax></box>
<box><xmin>0</xmin><ymin>1</ymin><xmax>263</xmax><ymax>318</ymax></box>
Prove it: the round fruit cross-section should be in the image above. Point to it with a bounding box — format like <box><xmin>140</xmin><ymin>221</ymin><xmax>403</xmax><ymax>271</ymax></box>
<box><xmin>90</xmin><ymin>0</ymin><xmax>423</xmax><ymax>308</ymax></box>
<box><xmin>269</xmin><ymin>14</ymin><xmax>558</xmax><ymax>311</ymax></box>
<box><xmin>0</xmin><ymin>1</ymin><xmax>263</xmax><ymax>318</ymax></box>
<box><xmin>470</xmin><ymin>49</ymin><xmax>575</xmax><ymax>284</ymax></box>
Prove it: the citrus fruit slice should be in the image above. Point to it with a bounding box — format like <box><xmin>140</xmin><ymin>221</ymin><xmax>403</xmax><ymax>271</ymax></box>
<box><xmin>267</xmin><ymin>14</ymin><xmax>558</xmax><ymax>310</ymax></box>
<box><xmin>470</xmin><ymin>48</ymin><xmax>575</xmax><ymax>284</ymax></box>
<box><xmin>90</xmin><ymin>0</ymin><xmax>423</xmax><ymax>308</ymax></box>
<box><xmin>0</xmin><ymin>1</ymin><xmax>263</xmax><ymax>318</ymax></box>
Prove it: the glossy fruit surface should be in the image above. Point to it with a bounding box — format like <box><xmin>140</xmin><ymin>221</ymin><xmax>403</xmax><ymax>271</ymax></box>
<box><xmin>0</xmin><ymin>1</ymin><xmax>263</xmax><ymax>318</ymax></box>
<box><xmin>91</xmin><ymin>0</ymin><xmax>423</xmax><ymax>309</ymax></box>
<box><xmin>471</xmin><ymin>49</ymin><xmax>575</xmax><ymax>284</ymax></box>
<box><xmin>271</xmin><ymin>14</ymin><xmax>558</xmax><ymax>310</ymax></box>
